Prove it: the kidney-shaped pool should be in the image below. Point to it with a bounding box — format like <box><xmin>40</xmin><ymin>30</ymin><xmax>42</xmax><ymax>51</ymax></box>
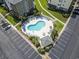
<box><xmin>27</xmin><ymin>21</ymin><xmax>45</xmax><ymax>31</ymax></box>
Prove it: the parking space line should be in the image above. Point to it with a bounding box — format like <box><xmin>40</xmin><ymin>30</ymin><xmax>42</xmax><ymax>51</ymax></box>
<box><xmin>61</xmin><ymin>35</ymin><xmax>70</xmax><ymax>41</ymax></box>
<box><xmin>11</xmin><ymin>35</ymin><xmax>19</xmax><ymax>41</ymax></box>
<box><xmin>21</xmin><ymin>44</ymin><xmax>29</xmax><ymax>51</ymax></box>
<box><xmin>16</xmin><ymin>38</ymin><xmax>24</xmax><ymax>43</ymax></box>
<box><xmin>65</xmin><ymin>29</ymin><xmax>73</xmax><ymax>34</ymax></box>
<box><xmin>60</xmin><ymin>39</ymin><xmax>67</xmax><ymax>44</ymax></box>
<box><xmin>11</xmin><ymin>36</ymin><xmax>20</xmax><ymax>41</ymax></box>
<box><xmin>51</xmin><ymin>51</ymin><xmax>59</xmax><ymax>59</ymax></box>
<box><xmin>52</xmin><ymin>48</ymin><xmax>63</xmax><ymax>55</ymax></box>
<box><xmin>34</xmin><ymin>55</ymin><xmax>40</xmax><ymax>59</ymax></box>
<box><xmin>12</xmin><ymin>36</ymin><xmax>20</xmax><ymax>41</ymax></box>
<box><xmin>24</xmin><ymin>47</ymin><xmax>32</xmax><ymax>55</ymax></box>
<box><xmin>28</xmin><ymin>51</ymin><xmax>35</xmax><ymax>58</ymax></box>
<box><xmin>59</xmin><ymin>39</ymin><xmax>67</xmax><ymax>45</ymax></box>
<box><xmin>18</xmin><ymin>42</ymin><xmax>27</xmax><ymax>49</ymax></box>
<box><xmin>57</xmin><ymin>41</ymin><xmax>66</xmax><ymax>48</ymax></box>
<box><xmin>55</xmin><ymin>44</ymin><xmax>64</xmax><ymax>51</ymax></box>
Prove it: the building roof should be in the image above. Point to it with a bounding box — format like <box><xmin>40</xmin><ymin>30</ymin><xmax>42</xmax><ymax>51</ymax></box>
<box><xmin>7</xmin><ymin>0</ymin><xmax>22</xmax><ymax>4</ymax></box>
<box><xmin>40</xmin><ymin>36</ymin><xmax>53</xmax><ymax>47</ymax></box>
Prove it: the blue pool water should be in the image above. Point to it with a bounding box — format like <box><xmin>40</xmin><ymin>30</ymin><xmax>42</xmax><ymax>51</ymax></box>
<box><xmin>27</xmin><ymin>21</ymin><xmax>45</xmax><ymax>31</ymax></box>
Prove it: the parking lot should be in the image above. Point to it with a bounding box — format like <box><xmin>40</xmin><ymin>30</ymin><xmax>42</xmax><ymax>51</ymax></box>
<box><xmin>0</xmin><ymin>14</ymin><xmax>42</xmax><ymax>59</ymax></box>
<box><xmin>49</xmin><ymin>15</ymin><xmax>79</xmax><ymax>59</ymax></box>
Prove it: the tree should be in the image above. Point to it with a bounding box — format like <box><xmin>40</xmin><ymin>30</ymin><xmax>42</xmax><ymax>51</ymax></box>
<box><xmin>51</xmin><ymin>29</ymin><xmax>58</xmax><ymax>41</ymax></box>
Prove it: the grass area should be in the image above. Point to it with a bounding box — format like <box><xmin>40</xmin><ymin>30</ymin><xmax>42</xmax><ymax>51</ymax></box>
<box><xmin>16</xmin><ymin>24</ymin><xmax>21</xmax><ymax>31</ymax></box>
<box><xmin>34</xmin><ymin>0</ymin><xmax>65</xmax><ymax>33</ymax></box>
<box><xmin>40</xmin><ymin>0</ymin><xmax>48</xmax><ymax>9</ymax></box>
<box><xmin>0</xmin><ymin>6</ymin><xmax>8</xmax><ymax>15</ymax></box>
<box><xmin>29</xmin><ymin>36</ymin><xmax>40</xmax><ymax>47</ymax></box>
<box><xmin>34</xmin><ymin>0</ymin><xmax>68</xmax><ymax>23</ymax></box>
<box><xmin>48</xmin><ymin>10</ymin><xmax>68</xmax><ymax>23</ymax></box>
<box><xmin>6</xmin><ymin>15</ymin><xmax>20</xmax><ymax>25</ymax></box>
<box><xmin>35</xmin><ymin>0</ymin><xmax>43</xmax><ymax>12</ymax></box>
<box><xmin>54</xmin><ymin>21</ymin><xmax>64</xmax><ymax>33</ymax></box>
<box><xmin>0</xmin><ymin>6</ymin><xmax>20</xmax><ymax>25</ymax></box>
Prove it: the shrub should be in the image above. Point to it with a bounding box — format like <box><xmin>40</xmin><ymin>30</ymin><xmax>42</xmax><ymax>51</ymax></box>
<box><xmin>29</xmin><ymin>36</ymin><xmax>40</xmax><ymax>47</ymax></box>
<box><xmin>62</xmin><ymin>13</ymin><xmax>70</xmax><ymax>18</ymax></box>
<box><xmin>51</xmin><ymin>29</ymin><xmax>58</xmax><ymax>41</ymax></box>
<box><xmin>44</xmin><ymin>47</ymin><xmax>50</xmax><ymax>52</ymax></box>
<box><xmin>44</xmin><ymin>44</ymin><xmax>53</xmax><ymax>52</ymax></box>
<box><xmin>38</xmin><ymin>47</ymin><xmax>45</xmax><ymax>54</ymax></box>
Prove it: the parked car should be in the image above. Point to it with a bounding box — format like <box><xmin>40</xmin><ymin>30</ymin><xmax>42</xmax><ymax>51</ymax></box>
<box><xmin>74</xmin><ymin>8</ymin><xmax>79</xmax><ymax>11</ymax></box>
<box><xmin>1</xmin><ymin>21</ymin><xmax>11</xmax><ymax>30</ymax></box>
<box><xmin>73</xmin><ymin>11</ymin><xmax>79</xmax><ymax>15</ymax></box>
<box><xmin>73</xmin><ymin>8</ymin><xmax>79</xmax><ymax>15</ymax></box>
<box><xmin>5</xmin><ymin>25</ymin><xmax>11</xmax><ymax>31</ymax></box>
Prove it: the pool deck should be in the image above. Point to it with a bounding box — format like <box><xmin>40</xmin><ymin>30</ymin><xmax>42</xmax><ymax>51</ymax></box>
<box><xmin>22</xmin><ymin>16</ymin><xmax>54</xmax><ymax>38</ymax></box>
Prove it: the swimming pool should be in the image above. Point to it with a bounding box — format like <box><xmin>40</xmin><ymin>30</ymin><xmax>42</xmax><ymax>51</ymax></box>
<box><xmin>22</xmin><ymin>16</ymin><xmax>54</xmax><ymax>38</ymax></box>
<box><xmin>27</xmin><ymin>21</ymin><xmax>45</xmax><ymax>31</ymax></box>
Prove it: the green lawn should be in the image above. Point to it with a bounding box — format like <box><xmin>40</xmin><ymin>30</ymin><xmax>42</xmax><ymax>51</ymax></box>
<box><xmin>34</xmin><ymin>0</ymin><xmax>68</xmax><ymax>23</ymax></box>
<box><xmin>0</xmin><ymin>6</ymin><xmax>8</xmax><ymax>15</ymax></box>
<box><xmin>34</xmin><ymin>0</ymin><xmax>64</xmax><ymax>33</ymax></box>
<box><xmin>16</xmin><ymin>24</ymin><xmax>21</xmax><ymax>31</ymax></box>
<box><xmin>54</xmin><ymin>21</ymin><xmax>64</xmax><ymax>33</ymax></box>
<box><xmin>48</xmin><ymin>10</ymin><xmax>67</xmax><ymax>23</ymax></box>
<box><xmin>35</xmin><ymin>0</ymin><xmax>54</xmax><ymax>20</ymax></box>
<box><xmin>6</xmin><ymin>15</ymin><xmax>20</xmax><ymax>25</ymax></box>
<box><xmin>40</xmin><ymin>0</ymin><xmax>48</xmax><ymax>9</ymax></box>
<box><xmin>35</xmin><ymin>0</ymin><xmax>43</xmax><ymax>12</ymax></box>
<box><xmin>0</xmin><ymin>6</ymin><xmax>20</xmax><ymax>25</ymax></box>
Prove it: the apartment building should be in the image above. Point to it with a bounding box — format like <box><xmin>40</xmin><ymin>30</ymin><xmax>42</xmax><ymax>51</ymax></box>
<box><xmin>0</xmin><ymin>0</ymin><xmax>4</xmax><ymax>4</ymax></box>
<box><xmin>4</xmin><ymin>0</ymin><xmax>34</xmax><ymax>16</ymax></box>
<box><xmin>48</xmin><ymin>0</ymin><xmax>73</xmax><ymax>11</ymax></box>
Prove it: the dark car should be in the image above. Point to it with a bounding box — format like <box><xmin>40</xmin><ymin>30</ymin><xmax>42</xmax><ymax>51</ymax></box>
<box><xmin>1</xmin><ymin>20</ymin><xmax>11</xmax><ymax>30</ymax></box>
<box><xmin>74</xmin><ymin>8</ymin><xmax>79</xmax><ymax>11</ymax></box>
<box><xmin>75</xmin><ymin>6</ymin><xmax>79</xmax><ymax>11</ymax></box>
<box><xmin>5</xmin><ymin>25</ymin><xmax>11</xmax><ymax>31</ymax></box>
<box><xmin>2</xmin><ymin>23</ymin><xmax>9</xmax><ymax>28</ymax></box>
<box><xmin>73</xmin><ymin>9</ymin><xmax>79</xmax><ymax>15</ymax></box>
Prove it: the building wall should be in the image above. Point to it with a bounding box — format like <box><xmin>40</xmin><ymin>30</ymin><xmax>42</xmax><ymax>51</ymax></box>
<box><xmin>48</xmin><ymin>0</ymin><xmax>73</xmax><ymax>11</ymax></box>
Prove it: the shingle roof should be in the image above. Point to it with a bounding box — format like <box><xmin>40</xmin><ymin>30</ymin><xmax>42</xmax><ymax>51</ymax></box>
<box><xmin>40</xmin><ymin>36</ymin><xmax>53</xmax><ymax>47</ymax></box>
<box><xmin>7</xmin><ymin>0</ymin><xmax>22</xmax><ymax>4</ymax></box>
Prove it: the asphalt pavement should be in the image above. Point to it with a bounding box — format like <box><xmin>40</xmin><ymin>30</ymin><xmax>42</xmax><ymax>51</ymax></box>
<box><xmin>49</xmin><ymin>15</ymin><xmax>79</xmax><ymax>59</ymax></box>
<box><xmin>0</xmin><ymin>15</ymin><xmax>42</xmax><ymax>59</ymax></box>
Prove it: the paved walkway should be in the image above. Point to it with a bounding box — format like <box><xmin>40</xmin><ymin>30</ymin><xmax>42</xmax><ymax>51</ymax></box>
<box><xmin>15</xmin><ymin>21</ymin><xmax>21</xmax><ymax>27</ymax></box>
<box><xmin>41</xmin><ymin>12</ymin><xmax>56</xmax><ymax>22</ymax></box>
<box><xmin>5</xmin><ymin>13</ymin><xmax>10</xmax><ymax>16</ymax></box>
